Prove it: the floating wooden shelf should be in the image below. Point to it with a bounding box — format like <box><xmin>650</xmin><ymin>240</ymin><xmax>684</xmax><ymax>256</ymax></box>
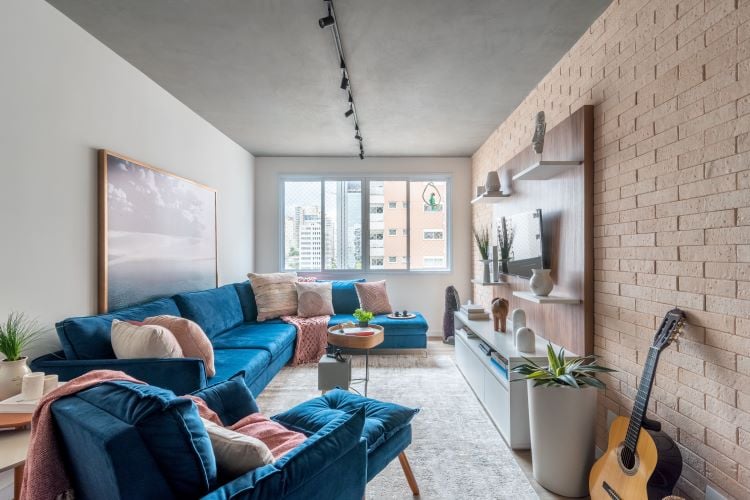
<box><xmin>470</xmin><ymin>191</ymin><xmax>511</xmax><ymax>204</ymax></box>
<box><xmin>512</xmin><ymin>291</ymin><xmax>581</xmax><ymax>305</ymax></box>
<box><xmin>471</xmin><ymin>279</ymin><xmax>509</xmax><ymax>286</ymax></box>
<box><xmin>512</xmin><ymin>160</ymin><xmax>582</xmax><ymax>181</ymax></box>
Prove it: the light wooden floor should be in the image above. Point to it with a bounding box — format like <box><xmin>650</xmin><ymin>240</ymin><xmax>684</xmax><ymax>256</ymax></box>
<box><xmin>425</xmin><ymin>337</ymin><xmax>570</xmax><ymax>500</ymax></box>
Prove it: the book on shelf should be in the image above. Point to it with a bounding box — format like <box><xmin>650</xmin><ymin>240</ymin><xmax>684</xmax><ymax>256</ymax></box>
<box><xmin>461</xmin><ymin>310</ymin><xmax>489</xmax><ymax>320</ymax></box>
<box><xmin>461</xmin><ymin>303</ymin><xmax>484</xmax><ymax>313</ymax></box>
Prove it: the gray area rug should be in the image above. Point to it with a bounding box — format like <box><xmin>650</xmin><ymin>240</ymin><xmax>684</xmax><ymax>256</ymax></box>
<box><xmin>256</xmin><ymin>352</ymin><xmax>538</xmax><ymax>500</ymax></box>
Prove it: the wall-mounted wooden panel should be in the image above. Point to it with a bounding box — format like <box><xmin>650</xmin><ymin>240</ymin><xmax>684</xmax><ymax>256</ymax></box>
<box><xmin>474</xmin><ymin>105</ymin><xmax>593</xmax><ymax>355</ymax></box>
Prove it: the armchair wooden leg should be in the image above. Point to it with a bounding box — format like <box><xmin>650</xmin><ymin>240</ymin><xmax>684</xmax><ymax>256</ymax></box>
<box><xmin>398</xmin><ymin>451</ymin><xmax>420</xmax><ymax>496</ymax></box>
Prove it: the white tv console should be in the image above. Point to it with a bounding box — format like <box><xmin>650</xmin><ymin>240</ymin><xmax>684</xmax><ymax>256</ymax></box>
<box><xmin>454</xmin><ymin>310</ymin><xmax>567</xmax><ymax>450</ymax></box>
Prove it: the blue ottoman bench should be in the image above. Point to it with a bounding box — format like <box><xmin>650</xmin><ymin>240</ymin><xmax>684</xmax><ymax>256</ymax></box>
<box><xmin>272</xmin><ymin>389</ymin><xmax>421</xmax><ymax>496</ymax></box>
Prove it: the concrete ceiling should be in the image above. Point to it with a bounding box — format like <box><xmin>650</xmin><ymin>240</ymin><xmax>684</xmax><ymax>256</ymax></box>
<box><xmin>47</xmin><ymin>0</ymin><xmax>610</xmax><ymax>157</ymax></box>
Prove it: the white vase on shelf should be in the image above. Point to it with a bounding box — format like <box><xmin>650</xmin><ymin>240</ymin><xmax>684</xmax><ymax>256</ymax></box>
<box><xmin>481</xmin><ymin>260</ymin><xmax>491</xmax><ymax>283</ymax></box>
<box><xmin>0</xmin><ymin>357</ymin><xmax>31</xmax><ymax>400</ymax></box>
<box><xmin>484</xmin><ymin>170</ymin><xmax>501</xmax><ymax>192</ymax></box>
<box><xmin>529</xmin><ymin>269</ymin><xmax>554</xmax><ymax>296</ymax></box>
<box><xmin>515</xmin><ymin>327</ymin><xmax>536</xmax><ymax>353</ymax></box>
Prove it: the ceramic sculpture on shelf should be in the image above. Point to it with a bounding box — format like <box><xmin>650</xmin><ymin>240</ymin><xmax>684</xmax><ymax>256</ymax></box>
<box><xmin>510</xmin><ymin>308</ymin><xmax>526</xmax><ymax>346</ymax></box>
<box><xmin>484</xmin><ymin>170</ymin><xmax>501</xmax><ymax>193</ymax></box>
<box><xmin>491</xmin><ymin>297</ymin><xmax>509</xmax><ymax>333</ymax></box>
<box><xmin>532</xmin><ymin>111</ymin><xmax>546</xmax><ymax>154</ymax></box>
<box><xmin>515</xmin><ymin>326</ymin><xmax>536</xmax><ymax>353</ymax></box>
<box><xmin>529</xmin><ymin>269</ymin><xmax>554</xmax><ymax>296</ymax></box>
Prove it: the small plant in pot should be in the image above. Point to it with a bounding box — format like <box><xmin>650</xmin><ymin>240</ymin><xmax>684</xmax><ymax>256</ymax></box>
<box><xmin>473</xmin><ymin>226</ymin><xmax>491</xmax><ymax>282</ymax></box>
<box><xmin>353</xmin><ymin>309</ymin><xmax>374</xmax><ymax>328</ymax></box>
<box><xmin>512</xmin><ymin>344</ymin><xmax>615</xmax><ymax>497</ymax></box>
<box><xmin>0</xmin><ymin>312</ymin><xmax>44</xmax><ymax>400</ymax></box>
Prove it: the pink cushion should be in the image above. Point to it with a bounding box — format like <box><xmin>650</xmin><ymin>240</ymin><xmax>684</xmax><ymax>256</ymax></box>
<box><xmin>354</xmin><ymin>280</ymin><xmax>393</xmax><ymax>315</ymax></box>
<box><xmin>145</xmin><ymin>315</ymin><xmax>216</xmax><ymax>377</ymax></box>
<box><xmin>229</xmin><ymin>413</ymin><xmax>307</xmax><ymax>459</ymax></box>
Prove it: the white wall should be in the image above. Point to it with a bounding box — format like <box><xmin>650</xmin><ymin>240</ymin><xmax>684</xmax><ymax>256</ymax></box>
<box><xmin>255</xmin><ymin>157</ymin><xmax>472</xmax><ymax>335</ymax></box>
<box><xmin>0</xmin><ymin>0</ymin><xmax>255</xmax><ymax>360</ymax></box>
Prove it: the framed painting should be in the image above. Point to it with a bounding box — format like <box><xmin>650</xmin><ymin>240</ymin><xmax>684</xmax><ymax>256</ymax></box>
<box><xmin>99</xmin><ymin>150</ymin><xmax>217</xmax><ymax>312</ymax></box>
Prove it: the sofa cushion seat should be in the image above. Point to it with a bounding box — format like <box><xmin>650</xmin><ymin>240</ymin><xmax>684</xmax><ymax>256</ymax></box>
<box><xmin>271</xmin><ymin>389</ymin><xmax>419</xmax><ymax>454</ymax></box>
<box><xmin>173</xmin><ymin>285</ymin><xmax>245</xmax><ymax>338</ymax></box>
<box><xmin>210</xmin><ymin>322</ymin><xmax>296</xmax><ymax>360</ymax></box>
<box><xmin>328</xmin><ymin>313</ymin><xmax>428</xmax><ymax>334</ymax></box>
<box><xmin>57</xmin><ymin>298</ymin><xmax>182</xmax><ymax>360</ymax></box>
<box><xmin>211</xmin><ymin>348</ymin><xmax>272</xmax><ymax>387</ymax></box>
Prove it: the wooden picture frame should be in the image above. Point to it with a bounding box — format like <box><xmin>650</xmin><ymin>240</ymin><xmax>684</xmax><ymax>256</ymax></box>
<box><xmin>98</xmin><ymin>150</ymin><xmax>218</xmax><ymax>313</ymax></box>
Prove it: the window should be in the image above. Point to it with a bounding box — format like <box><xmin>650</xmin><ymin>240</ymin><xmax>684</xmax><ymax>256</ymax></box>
<box><xmin>281</xmin><ymin>177</ymin><xmax>449</xmax><ymax>271</ymax></box>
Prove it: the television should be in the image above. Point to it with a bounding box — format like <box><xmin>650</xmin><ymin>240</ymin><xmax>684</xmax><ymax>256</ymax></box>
<box><xmin>496</xmin><ymin>209</ymin><xmax>546</xmax><ymax>279</ymax></box>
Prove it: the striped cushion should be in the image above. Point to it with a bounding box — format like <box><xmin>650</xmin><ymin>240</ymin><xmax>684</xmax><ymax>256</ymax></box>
<box><xmin>248</xmin><ymin>272</ymin><xmax>298</xmax><ymax>321</ymax></box>
<box><xmin>354</xmin><ymin>280</ymin><xmax>393</xmax><ymax>315</ymax></box>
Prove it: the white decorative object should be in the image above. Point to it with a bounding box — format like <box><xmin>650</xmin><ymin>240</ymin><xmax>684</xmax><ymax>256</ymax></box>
<box><xmin>0</xmin><ymin>358</ymin><xmax>31</xmax><ymax>400</ymax></box>
<box><xmin>481</xmin><ymin>260</ymin><xmax>491</xmax><ymax>283</ymax></box>
<box><xmin>511</xmin><ymin>308</ymin><xmax>526</xmax><ymax>346</ymax></box>
<box><xmin>21</xmin><ymin>372</ymin><xmax>44</xmax><ymax>401</ymax></box>
<box><xmin>527</xmin><ymin>383</ymin><xmax>597</xmax><ymax>497</ymax></box>
<box><xmin>43</xmin><ymin>374</ymin><xmax>59</xmax><ymax>395</ymax></box>
<box><xmin>515</xmin><ymin>327</ymin><xmax>536</xmax><ymax>353</ymax></box>
<box><xmin>529</xmin><ymin>268</ymin><xmax>554</xmax><ymax>296</ymax></box>
<box><xmin>532</xmin><ymin>111</ymin><xmax>546</xmax><ymax>154</ymax></box>
<box><xmin>484</xmin><ymin>170</ymin><xmax>501</xmax><ymax>192</ymax></box>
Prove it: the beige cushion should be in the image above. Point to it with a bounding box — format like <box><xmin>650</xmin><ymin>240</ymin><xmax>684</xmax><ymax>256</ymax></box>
<box><xmin>248</xmin><ymin>272</ymin><xmax>298</xmax><ymax>321</ymax></box>
<box><xmin>201</xmin><ymin>417</ymin><xmax>274</xmax><ymax>478</ymax></box>
<box><xmin>354</xmin><ymin>280</ymin><xmax>393</xmax><ymax>315</ymax></box>
<box><xmin>110</xmin><ymin>320</ymin><xmax>183</xmax><ymax>359</ymax></box>
<box><xmin>295</xmin><ymin>282</ymin><xmax>334</xmax><ymax>317</ymax></box>
<box><xmin>144</xmin><ymin>315</ymin><xmax>216</xmax><ymax>377</ymax></box>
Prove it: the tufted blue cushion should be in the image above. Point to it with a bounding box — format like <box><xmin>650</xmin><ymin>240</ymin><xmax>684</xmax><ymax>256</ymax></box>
<box><xmin>191</xmin><ymin>372</ymin><xmax>259</xmax><ymax>426</ymax></box>
<box><xmin>56</xmin><ymin>298</ymin><xmax>182</xmax><ymax>360</ymax></box>
<box><xmin>233</xmin><ymin>281</ymin><xmax>258</xmax><ymax>323</ymax></box>
<box><xmin>173</xmin><ymin>285</ymin><xmax>244</xmax><ymax>338</ymax></box>
<box><xmin>64</xmin><ymin>381</ymin><xmax>217</xmax><ymax>497</ymax></box>
<box><xmin>272</xmin><ymin>389</ymin><xmax>418</xmax><ymax>453</ymax></box>
<box><xmin>317</xmin><ymin>279</ymin><xmax>365</xmax><ymax>314</ymax></box>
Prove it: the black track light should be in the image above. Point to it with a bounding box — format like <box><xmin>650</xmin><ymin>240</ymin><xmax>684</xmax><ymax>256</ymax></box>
<box><xmin>355</xmin><ymin>133</ymin><xmax>362</xmax><ymax>140</ymax></box>
<box><xmin>359</xmin><ymin>152</ymin><xmax>364</xmax><ymax>160</ymax></box>
<box><xmin>319</xmin><ymin>15</ymin><xmax>334</xmax><ymax>28</ymax></box>
<box><xmin>348</xmin><ymin>93</ymin><xmax>353</xmax><ymax>104</ymax></box>
<box><xmin>340</xmin><ymin>59</ymin><xmax>346</xmax><ymax>70</ymax></box>
<box><xmin>340</xmin><ymin>74</ymin><xmax>349</xmax><ymax>90</ymax></box>
<box><xmin>345</xmin><ymin>106</ymin><xmax>354</xmax><ymax>117</ymax></box>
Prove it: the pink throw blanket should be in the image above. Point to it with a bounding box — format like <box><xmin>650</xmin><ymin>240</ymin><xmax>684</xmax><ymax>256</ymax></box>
<box><xmin>230</xmin><ymin>413</ymin><xmax>307</xmax><ymax>459</ymax></box>
<box><xmin>21</xmin><ymin>370</ymin><xmax>144</xmax><ymax>500</ymax></box>
<box><xmin>281</xmin><ymin>315</ymin><xmax>330</xmax><ymax>365</ymax></box>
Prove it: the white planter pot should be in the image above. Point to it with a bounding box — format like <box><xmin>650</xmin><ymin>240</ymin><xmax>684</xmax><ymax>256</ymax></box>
<box><xmin>0</xmin><ymin>357</ymin><xmax>31</xmax><ymax>400</ymax></box>
<box><xmin>527</xmin><ymin>383</ymin><xmax>598</xmax><ymax>497</ymax></box>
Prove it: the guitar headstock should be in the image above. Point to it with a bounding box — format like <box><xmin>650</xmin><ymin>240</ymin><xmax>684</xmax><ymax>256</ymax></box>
<box><xmin>653</xmin><ymin>308</ymin><xmax>686</xmax><ymax>351</ymax></box>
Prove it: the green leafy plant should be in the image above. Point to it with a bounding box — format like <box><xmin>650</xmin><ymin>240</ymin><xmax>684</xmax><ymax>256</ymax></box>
<box><xmin>497</xmin><ymin>217</ymin><xmax>514</xmax><ymax>261</ymax></box>
<box><xmin>353</xmin><ymin>309</ymin><xmax>374</xmax><ymax>324</ymax></box>
<box><xmin>473</xmin><ymin>226</ymin><xmax>490</xmax><ymax>260</ymax></box>
<box><xmin>0</xmin><ymin>312</ymin><xmax>45</xmax><ymax>361</ymax></box>
<box><xmin>512</xmin><ymin>343</ymin><xmax>615</xmax><ymax>389</ymax></box>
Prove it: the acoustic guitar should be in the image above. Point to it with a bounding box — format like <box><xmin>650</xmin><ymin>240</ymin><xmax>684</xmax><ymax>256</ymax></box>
<box><xmin>589</xmin><ymin>308</ymin><xmax>686</xmax><ymax>500</ymax></box>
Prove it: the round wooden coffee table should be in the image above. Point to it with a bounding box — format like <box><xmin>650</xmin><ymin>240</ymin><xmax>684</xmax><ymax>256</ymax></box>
<box><xmin>327</xmin><ymin>323</ymin><xmax>384</xmax><ymax>396</ymax></box>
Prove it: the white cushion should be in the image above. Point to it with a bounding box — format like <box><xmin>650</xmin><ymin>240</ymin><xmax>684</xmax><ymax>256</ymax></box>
<box><xmin>296</xmin><ymin>281</ymin><xmax>334</xmax><ymax>317</ymax></box>
<box><xmin>200</xmin><ymin>417</ymin><xmax>274</xmax><ymax>477</ymax></box>
<box><xmin>110</xmin><ymin>319</ymin><xmax>183</xmax><ymax>359</ymax></box>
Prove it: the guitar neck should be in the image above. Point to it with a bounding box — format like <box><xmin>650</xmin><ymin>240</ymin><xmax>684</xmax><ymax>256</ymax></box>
<box><xmin>624</xmin><ymin>346</ymin><xmax>660</xmax><ymax>452</ymax></box>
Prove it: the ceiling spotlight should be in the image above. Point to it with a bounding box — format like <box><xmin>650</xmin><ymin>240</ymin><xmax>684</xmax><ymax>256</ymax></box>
<box><xmin>318</xmin><ymin>14</ymin><xmax>334</xmax><ymax>28</ymax></box>
<box><xmin>348</xmin><ymin>93</ymin><xmax>353</xmax><ymax>104</ymax></box>
<box><xmin>340</xmin><ymin>75</ymin><xmax>349</xmax><ymax>90</ymax></box>
<box><xmin>359</xmin><ymin>152</ymin><xmax>364</xmax><ymax>160</ymax></box>
<box><xmin>345</xmin><ymin>107</ymin><xmax>354</xmax><ymax>117</ymax></box>
<box><xmin>355</xmin><ymin>132</ymin><xmax>362</xmax><ymax>140</ymax></box>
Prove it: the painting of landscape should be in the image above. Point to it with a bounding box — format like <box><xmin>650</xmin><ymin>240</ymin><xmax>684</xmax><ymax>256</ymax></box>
<box><xmin>99</xmin><ymin>151</ymin><xmax>217</xmax><ymax>312</ymax></box>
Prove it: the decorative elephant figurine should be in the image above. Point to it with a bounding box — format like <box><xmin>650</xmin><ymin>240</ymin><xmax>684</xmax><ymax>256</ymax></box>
<box><xmin>491</xmin><ymin>297</ymin><xmax>509</xmax><ymax>333</ymax></box>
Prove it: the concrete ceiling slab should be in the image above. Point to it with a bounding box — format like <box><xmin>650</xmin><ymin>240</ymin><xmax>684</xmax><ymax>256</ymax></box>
<box><xmin>46</xmin><ymin>0</ymin><xmax>610</xmax><ymax>157</ymax></box>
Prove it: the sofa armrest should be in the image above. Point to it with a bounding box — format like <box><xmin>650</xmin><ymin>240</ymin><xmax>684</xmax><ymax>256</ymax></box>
<box><xmin>31</xmin><ymin>351</ymin><xmax>207</xmax><ymax>394</ymax></box>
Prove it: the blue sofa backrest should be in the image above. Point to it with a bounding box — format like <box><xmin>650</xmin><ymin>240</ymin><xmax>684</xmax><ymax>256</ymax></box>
<box><xmin>51</xmin><ymin>381</ymin><xmax>216</xmax><ymax>500</ymax></box>
<box><xmin>233</xmin><ymin>281</ymin><xmax>258</xmax><ymax>323</ymax></box>
<box><xmin>173</xmin><ymin>284</ymin><xmax>244</xmax><ymax>338</ymax></box>
<box><xmin>319</xmin><ymin>279</ymin><xmax>365</xmax><ymax>315</ymax></box>
<box><xmin>56</xmin><ymin>298</ymin><xmax>182</xmax><ymax>360</ymax></box>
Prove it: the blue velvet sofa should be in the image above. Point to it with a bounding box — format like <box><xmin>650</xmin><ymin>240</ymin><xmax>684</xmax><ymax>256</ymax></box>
<box><xmin>32</xmin><ymin>279</ymin><xmax>428</xmax><ymax>395</ymax></box>
<box><xmin>50</xmin><ymin>374</ymin><xmax>420</xmax><ymax>499</ymax></box>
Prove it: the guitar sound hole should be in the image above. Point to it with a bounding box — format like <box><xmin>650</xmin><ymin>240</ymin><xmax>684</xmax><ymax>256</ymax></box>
<box><xmin>616</xmin><ymin>444</ymin><xmax>639</xmax><ymax>475</ymax></box>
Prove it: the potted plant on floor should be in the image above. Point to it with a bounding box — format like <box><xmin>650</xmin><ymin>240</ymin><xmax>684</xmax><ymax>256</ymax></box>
<box><xmin>512</xmin><ymin>344</ymin><xmax>615</xmax><ymax>497</ymax></box>
<box><xmin>0</xmin><ymin>312</ymin><xmax>44</xmax><ymax>400</ymax></box>
<box><xmin>473</xmin><ymin>225</ymin><xmax>491</xmax><ymax>283</ymax></box>
<box><xmin>353</xmin><ymin>309</ymin><xmax>374</xmax><ymax>328</ymax></box>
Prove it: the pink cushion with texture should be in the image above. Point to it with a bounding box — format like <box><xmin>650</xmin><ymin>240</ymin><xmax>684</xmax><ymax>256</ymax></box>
<box><xmin>354</xmin><ymin>280</ymin><xmax>393</xmax><ymax>315</ymax></box>
<box><xmin>145</xmin><ymin>315</ymin><xmax>216</xmax><ymax>377</ymax></box>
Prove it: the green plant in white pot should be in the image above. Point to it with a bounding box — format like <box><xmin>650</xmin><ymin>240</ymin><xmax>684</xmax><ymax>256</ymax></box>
<box><xmin>0</xmin><ymin>312</ymin><xmax>44</xmax><ymax>400</ymax></box>
<box><xmin>353</xmin><ymin>309</ymin><xmax>374</xmax><ymax>328</ymax></box>
<box><xmin>512</xmin><ymin>344</ymin><xmax>615</xmax><ymax>497</ymax></box>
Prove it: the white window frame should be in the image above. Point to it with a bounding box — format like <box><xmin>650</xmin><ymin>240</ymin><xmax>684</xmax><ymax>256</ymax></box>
<box><xmin>279</xmin><ymin>174</ymin><xmax>451</xmax><ymax>274</ymax></box>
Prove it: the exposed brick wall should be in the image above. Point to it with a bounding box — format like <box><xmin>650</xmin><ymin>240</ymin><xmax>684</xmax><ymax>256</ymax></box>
<box><xmin>472</xmin><ymin>0</ymin><xmax>750</xmax><ymax>497</ymax></box>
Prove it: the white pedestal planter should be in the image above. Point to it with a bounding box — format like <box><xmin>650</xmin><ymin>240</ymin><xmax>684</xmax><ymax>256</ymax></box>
<box><xmin>527</xmin><ymin>383</ymin><xmax>597</xmax><ymax>497</ymax></box>
<box><xmin>0</xmin><ymin>357</ymin><xmax>31</xmax><ymax>400</ymax></box>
